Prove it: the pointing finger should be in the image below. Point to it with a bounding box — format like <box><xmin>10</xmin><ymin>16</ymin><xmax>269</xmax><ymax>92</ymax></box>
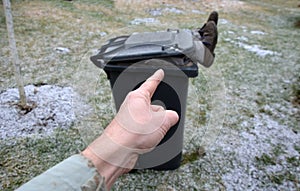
<box><xmin>138</xmin><ymin>69</ymin><xmax>164</xmax><ymax>98</ymax></box>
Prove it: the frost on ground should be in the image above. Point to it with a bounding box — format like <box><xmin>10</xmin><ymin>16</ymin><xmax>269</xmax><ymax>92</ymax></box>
<box><xmin>148</xmin><ymin>7</ymin><xmax>185</xmax><ymax>16</ymax></box>
<box><xmin>0</xmin><ymin>85</ymin><xmax>90</xmax><ymax>139</ymax></box>
<box><xmin>235</xmin><ymin>42</ymin><xmax>279</xmax><ymax>57</ymax></box>
<box><xmin>1</xmin><ymin>0</ymin><xmax>299</xmax><ymax>190</ymax></box>
<box><xmin>216</xmin><ymin>113</ymin><xmax>300</xmax><ymax>190</ymax></box>
<box><xmin>223</xmin><ymin>24</ymin><xmax>280</xmax><ymax>57</ymax></box>
<box><xmin>130</xmin><ymin>18</ymin><xmax>160</xmax><ymax>25</ymax></box>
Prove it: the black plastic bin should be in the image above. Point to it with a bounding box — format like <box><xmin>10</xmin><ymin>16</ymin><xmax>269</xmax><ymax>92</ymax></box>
<box><xmin>91</xmin><ymin>30</ymin><xmax>199</xmax><ymax>170</ymax></box>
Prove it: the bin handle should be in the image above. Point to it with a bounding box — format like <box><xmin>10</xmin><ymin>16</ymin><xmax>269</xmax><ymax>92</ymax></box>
<box><xmin>100</xmin><ymin>35</ymin><xmax>129</xmax><ymax>51</ymax></box>
<box><xmin>91</xmin><ymin>36</ymin><xmax>130</xmax><ymax>67</ymax></box>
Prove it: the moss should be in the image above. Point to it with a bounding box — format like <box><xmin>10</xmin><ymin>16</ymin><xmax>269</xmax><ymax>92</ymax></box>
<box><xmin>269</xmin><ymin>174</ymin><xmax>285</xmax><ymax>185</ymax></box>
<box><xmin>269</xmin><ymin>171</ymin><xmax>297</xmax><ymax>185</ymax></box>
<box><xmin>255</xmin><ymin>153</ymin><xmax>276</xmax><ymax>166</ymax></box>
<box><xmin>294</xmin><ymin>145</ymin><xmax>300</xmax><ymax>154</ymax></box>
<box><xmin>272</xmin><ymin>144</ymin><xmax>286</xmax><ymax>157</ymax></box>
<box><xmin>181</xmin><ymin>146</ymin><xmax>205</xmax><ymax>165</ymax></box>
<box><xmin>181</xmin><ymin>151</ymin><xmax>199</xmax><ymax>165</ymax></box>
<box><xmin>286</xmin><ymin>156</ymin><xmax>300</xmax><ymax>166</ymax></box>
<box><xmin>0</xmin><ymin>15</ymin><xmax>5</xmax><ymax>26</ymax></box>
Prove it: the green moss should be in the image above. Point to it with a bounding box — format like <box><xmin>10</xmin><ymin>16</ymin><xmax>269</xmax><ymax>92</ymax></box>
<box><xmin>272</xmin><ymin>144</ymin><xmax>286</xmax><ymax>157</ymax></box>
<box><xmin>181</xmin><ymin>151</ymin><xmax>199</xmax><ymax>165</ymax></box>
<box><xmin>0</xmin><ymin>15</ymin><xmax>5</xmax><ymax>26</ymax></box>
<box><xmin>294</xmin><ymin>145</ymin><xmax>300</xmax><ymax>154</ymax></box>
<box><xmin>255</xmin><ymin>153</ymin><xmax>276</xmax><ymax>166</ymax></box>
<box><xmin>181</xmin><ymin>147</ymin><xmax>205</xmax><ymax>165</ymax></box>
<box><xmin>269</xmin><ymin>171</ymin><xmax>297</xmax><ymax>185</ymax></box>
<box><xmin>286</xmin><ymin>156</ymin><xmax>299</xmax><ymax>166</ymax></box>
<box><xmin>269</xmin><ymin>174</ymin><xmax>285</xmax><ymax>185</ymax></box>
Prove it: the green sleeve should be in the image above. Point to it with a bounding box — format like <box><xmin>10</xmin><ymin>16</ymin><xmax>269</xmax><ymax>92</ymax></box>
<box><xmin>16</xmin><ymin>154</ymin><xmax>106</xmax><ymax>191</ymax></box>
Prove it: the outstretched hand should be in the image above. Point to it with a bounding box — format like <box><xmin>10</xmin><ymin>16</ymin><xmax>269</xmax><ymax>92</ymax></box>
<box><xmin>111</xmin><ymin>69</ymin><xmax>179</xmax><ymax>151</ymax></box>
<box><xmin>82</xmin><ymin>69</ymin><xmax>179</xmax><ymax>189</ymax></box>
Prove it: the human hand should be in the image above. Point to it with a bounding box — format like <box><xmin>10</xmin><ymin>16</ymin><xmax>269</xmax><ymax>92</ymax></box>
<box><xmin>82</xmin><ymin>69</ymin><xmax>179</xmax><ymax>189</ymax></box>
<box><xmin>109</xmin><ymin>69</ymin><xmax>179</xmax><ymax>151</ymax></box>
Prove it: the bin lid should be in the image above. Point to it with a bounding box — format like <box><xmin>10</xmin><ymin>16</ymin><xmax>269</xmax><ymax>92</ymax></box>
<box><xmin>90</xmin><ymin>30</ymin><xmax>198</xmax><ymax>77</ymax></box>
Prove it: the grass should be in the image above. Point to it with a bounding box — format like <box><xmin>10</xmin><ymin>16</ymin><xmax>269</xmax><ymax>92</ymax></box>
<box><xmin>0</xmin><ymin>128</ymin><xmax>86</xmax><ymax>190</ymax></box>
<box><xmin>291</xmin><ymin>76</ymin><xmax>300</xmax><ymax>105</ymax></box>
<box><xmin>0</xmin><ymin>0</ymin><xmax>300</xmax><ymax>190</ymax></box>
<box><xmin>255</xmin><ymin>144</ymin><xmax>299</xmax><ymax>186</ymax></box>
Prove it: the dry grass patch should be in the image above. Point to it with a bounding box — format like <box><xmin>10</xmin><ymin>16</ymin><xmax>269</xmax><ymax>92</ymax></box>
<box><xmin>74</xmin><ymin>3</ymin><xmax>114</xmax><ymax>16</ymax></box>
<box><xmin>20</xmin><ymin>1</ymin><xmax>74</xmax><ymax>21</ymax></box>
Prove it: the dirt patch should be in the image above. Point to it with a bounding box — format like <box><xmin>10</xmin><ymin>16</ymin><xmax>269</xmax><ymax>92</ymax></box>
<box><xmin>291</xmin><ymin>77</ymin><xmax>300</xmax><ymax>106</ymax></box>
<box><xmin>294</xmin><ymin>19</ymin><xmax>300</xmax><ymax>28</ymax></box>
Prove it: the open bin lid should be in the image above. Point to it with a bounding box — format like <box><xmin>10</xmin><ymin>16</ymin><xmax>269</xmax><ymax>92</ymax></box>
<box><xmin>90</xmin><ymin>29</ymin><xmax>198</xmax><ymax>77</ymax></box>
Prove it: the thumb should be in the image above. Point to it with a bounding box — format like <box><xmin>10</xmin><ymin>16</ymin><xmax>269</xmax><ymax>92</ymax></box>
<box><xmin>160</xmin><ymin>110</ymin><xmax>179</xmax><ymax>135</ymax></box>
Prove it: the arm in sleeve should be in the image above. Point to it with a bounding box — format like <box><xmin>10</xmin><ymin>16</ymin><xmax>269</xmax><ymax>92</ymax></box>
<box><xmin>16</xmin><ymin>154</ymin><xmax>107</xmax><ymax>191</ymax></box>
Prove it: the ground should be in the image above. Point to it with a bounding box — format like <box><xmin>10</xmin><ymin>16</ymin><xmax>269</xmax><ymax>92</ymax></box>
<box><xmin>0</xmin><ymin>0</ymin><xmax>299</xmax><ymax>190</ymax></box>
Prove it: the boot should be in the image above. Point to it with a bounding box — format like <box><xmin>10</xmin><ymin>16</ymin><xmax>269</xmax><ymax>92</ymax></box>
<box><xmin>199</xmin><ymin>11</ymin><xmax>218</xmax><ymax>56</ymax></box>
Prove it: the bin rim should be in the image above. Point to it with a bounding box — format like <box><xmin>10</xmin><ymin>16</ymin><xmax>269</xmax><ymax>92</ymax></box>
<box><xmin>90</xmin><ymin>57</ymin><xmax>199</xmax><ymax>78</ymax></box>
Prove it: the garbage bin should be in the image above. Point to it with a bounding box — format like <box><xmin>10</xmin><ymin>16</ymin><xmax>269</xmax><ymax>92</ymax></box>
<box><xmin>91</xmin><ymin>29</ymin><xmax>199</xmax><ymax>170</ymax></box>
